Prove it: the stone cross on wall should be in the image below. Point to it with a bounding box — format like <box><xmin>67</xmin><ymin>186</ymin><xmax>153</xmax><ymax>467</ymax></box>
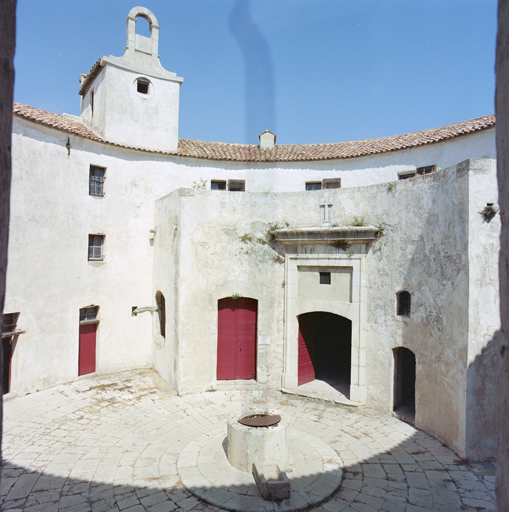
<box><xmin>320</xmin><ymin>196</ymin><xmax>333</xmax><ymax>226</ymax></box>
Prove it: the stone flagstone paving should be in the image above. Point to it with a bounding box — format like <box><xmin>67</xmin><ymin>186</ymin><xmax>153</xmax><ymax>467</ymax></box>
<box><xmin>1</xmin><ymin>370</ymin><xmax>496</xmax><ymax>511</ymax></box>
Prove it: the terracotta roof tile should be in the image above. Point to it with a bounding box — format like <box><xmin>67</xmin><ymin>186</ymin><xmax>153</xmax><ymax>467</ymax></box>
<box><xmin>14</xmin><ymin>102</ymin><xmax>101</xmax><ymax>140</ymax></box>
<box><xmin>78</xmin><ymin>60</ymin><xmax>104</xmax><ymax>96</ymax></box>
<box><xmin>13</xmin><ymin>102</ymin><xmax>495</xmax><ymax>162</ymax></box>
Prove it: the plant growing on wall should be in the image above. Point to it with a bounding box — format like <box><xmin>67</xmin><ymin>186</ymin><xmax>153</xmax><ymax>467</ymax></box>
<box><xmin>479</xmin><ymin>203</ymin><xmax>498</xmax><ymax>222</ymax></box>
<box><xmin>265</xmin><ymin>221</ymin><xmax>289</xmax><ymax>243</ymax></box>
<box><xmin>192</xmin><ymin>178</ymin><xmax>207</xmax><ymax>190</ymax></box>
<box><xmin>352</xmin><ymin>217</ymin><xmax>365</xmax><ymax>226</ymax></box>
<box><xmin>329</xmin><ymin>240</ymin><xmax>351</xmax><ymax>250</ymax></box>
<box><xmin>239</xmin><ymin>233</ymin><xmax>253</xmax><ymax>243</ymax></box>
<box><xmin>387</xmin><ymin>183</ymin><xmax>396</xmax><ymax>191</ymax></box>
<box><xmin>375</xmin><ymin>224</ymin><xmax>386</xmax><ymax>238</ymax></box>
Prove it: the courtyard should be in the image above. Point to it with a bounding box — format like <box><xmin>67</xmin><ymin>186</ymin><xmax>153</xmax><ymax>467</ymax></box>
<box><xmin>0</xmin><ymin>370</ymin><xmax>496</xmax><ymax>512</ymax></box>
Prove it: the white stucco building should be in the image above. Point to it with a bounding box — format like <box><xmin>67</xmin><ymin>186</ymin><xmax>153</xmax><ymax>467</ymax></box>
<box><xmin>3</xmin><ymin>7</ymin><xmax>501</xmax><ymax>461</ymax></box>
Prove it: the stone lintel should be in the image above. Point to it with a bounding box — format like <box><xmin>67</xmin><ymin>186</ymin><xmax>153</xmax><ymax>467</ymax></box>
<box><xmin>274</xmin><ymin>226</ymin><xmax>378</xmax><ymax>245</ymax></box>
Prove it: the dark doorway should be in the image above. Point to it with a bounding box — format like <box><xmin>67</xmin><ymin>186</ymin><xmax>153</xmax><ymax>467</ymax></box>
<box><xmin>2</xmin><ymin>337</ymin><xmax>12</xmax><ymax>394</ymax></box>
<box><xmin>298</xmin><ymin>312</ymin><xmax>351</xmax><ymax>396</ymax></box>
<box><xmin>217</xmin><ymin>297</ymin><xmax>257</xmax><ymax>380</ymax></box>
<box><xmin>393</xmin><ymin>347</ymin><xmax>416</xmax><ymax>421</ymax></box>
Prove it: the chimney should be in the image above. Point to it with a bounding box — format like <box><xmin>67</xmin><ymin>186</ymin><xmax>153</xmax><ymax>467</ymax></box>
<box><xmin>259</xmin><ymin>130</ymin><xmax>276</xmax><ymax>149</ymax></box>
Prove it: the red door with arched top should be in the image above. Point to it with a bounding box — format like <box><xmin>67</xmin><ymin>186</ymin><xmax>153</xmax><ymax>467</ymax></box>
<box><xmin>217</xmin><ymin>297</ymin><xmax>257</xmax><ymax>380</ymax></box>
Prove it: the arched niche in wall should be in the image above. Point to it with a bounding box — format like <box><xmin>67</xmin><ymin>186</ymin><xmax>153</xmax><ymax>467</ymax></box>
<box><xmin>396</xmin><ymin>290</ymin><xmax>411</xmax><ymax>317</ymax></box>
<box><xmin>155</xmin><ymin>291</ymin><xmax>166</xmax><ymax>339</ymax></box>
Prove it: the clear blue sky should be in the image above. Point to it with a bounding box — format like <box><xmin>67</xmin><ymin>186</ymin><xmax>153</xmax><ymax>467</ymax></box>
<box><xmin>14</xmin><ymin>0</ymin><xmax>497</xmax><ymax>145</ymax></box>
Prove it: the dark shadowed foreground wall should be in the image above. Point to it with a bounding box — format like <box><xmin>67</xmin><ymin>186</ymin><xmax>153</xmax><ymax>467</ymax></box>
<box><xmin>0</xmin><ymin>0</ymin><xmax>17</xmax><ymax>465</ymax></box>
<box><xmin>497</xmin><ymin>0</ymin><xmax>509</xmax><ymax>510</ymax></box>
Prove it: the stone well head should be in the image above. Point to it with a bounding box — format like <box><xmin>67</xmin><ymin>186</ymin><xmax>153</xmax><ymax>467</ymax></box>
<box><xmin>227</xmin><ymin>410</ymin><xmax>288</xmax><ymax>473</ymax></box>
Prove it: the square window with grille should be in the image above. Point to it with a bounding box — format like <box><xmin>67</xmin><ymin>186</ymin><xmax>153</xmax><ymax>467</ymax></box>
<box><xmin>211</xmin><ymin>180</ymin><xmax>226</xmax><ymax>190</ymax></box>
<box><xmin>228</xmin><ymin>179</ymin><xmax>245</xmax><ymax>192</ymax></box>
<box><xmin>88</xmin><ymin>235</ymin><xmax>104</xmax><ymax>261</ymax></box>
<box><xmin>80</xmin><ymin>306</ymin><xmax>99</xmax><ymax>323</ymax></box>
<box><xmin>319</xmin><ymin>272</ymin><xmax>331</xmax><ymax>285</ymax></box>
<box><xmin>89</xmin><ymin>165</ymin><xmax>105</xmax><ymax>197</ymax></box>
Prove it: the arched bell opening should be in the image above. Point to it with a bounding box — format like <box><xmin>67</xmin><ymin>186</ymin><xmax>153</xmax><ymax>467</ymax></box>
<box><xmin>134</xmin><ymin>14</ymin><xmax>152</xmax><ymax>37</ymax></box>
<box><xmin>297</xmin><ymin>312</ymin><xmax>352</xmax><ymax>398</ymax></box>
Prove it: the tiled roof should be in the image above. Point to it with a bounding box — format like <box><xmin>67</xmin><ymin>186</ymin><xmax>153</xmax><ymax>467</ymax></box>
<box><xmin>78</xmin><ymin>60</ymin><xmax>104</xmax><ymax>97</ymax></box>
<box><xmin>14</xmin><ymin>103</ymin><xmax>102</xmax><ymax>140</ymax></box>
<box><xmin>13</xmin><ymin>102</ymin><xmax>495</xmax><ymax>162</ymax></box>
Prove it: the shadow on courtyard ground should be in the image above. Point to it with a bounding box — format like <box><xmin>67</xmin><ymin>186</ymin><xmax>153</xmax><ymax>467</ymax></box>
<box><xmin>0</xmin><ymin>369</ymin><xmax>497</xmax><ymax>512</ymax></box>
<box><xmin>0</xmin><ymin>436</ymin><xmax>497</xmax><ymax>512</ymax></box>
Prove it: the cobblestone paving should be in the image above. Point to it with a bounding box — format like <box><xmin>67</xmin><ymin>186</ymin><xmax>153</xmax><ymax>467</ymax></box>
<box><xmin>1</xmin><ymin>370</ymin><xmax>496</xmax><ymax>512</ymax></box>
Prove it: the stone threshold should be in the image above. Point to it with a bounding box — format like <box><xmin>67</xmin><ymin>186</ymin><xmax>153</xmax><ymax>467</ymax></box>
<box><xmin>281</xmin><ymin>383</ymin><xmax>363</xmax><ymax>408</ymax></box>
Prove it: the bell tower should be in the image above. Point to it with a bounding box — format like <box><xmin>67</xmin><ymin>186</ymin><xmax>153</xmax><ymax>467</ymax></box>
<box><xmin>79</xmin><ymin>7</ymin><xmax>183</xmax><ymax>152</ymax></box>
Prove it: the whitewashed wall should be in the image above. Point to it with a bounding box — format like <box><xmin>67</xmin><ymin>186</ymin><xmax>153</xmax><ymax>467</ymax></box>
<box><xmin>5</xmin><ymin>116</ymin><xmax>498</xmax><ymax>413</ymax></box>
<box><xmin>465</xmin><ymin>159</ymin><xmax>501</xmax><ymax>460</ymax></box>
<box><xmin>152</xmin><ymin>159</ymin><xmax>499</xmax><ymax>459</ymax></box>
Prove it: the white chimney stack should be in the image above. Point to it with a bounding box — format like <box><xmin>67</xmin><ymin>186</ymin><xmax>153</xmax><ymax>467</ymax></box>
<box><xmin>259</xmin><ymin>130</ymin><xmax>276</xmax><ymax>149</ymax></box>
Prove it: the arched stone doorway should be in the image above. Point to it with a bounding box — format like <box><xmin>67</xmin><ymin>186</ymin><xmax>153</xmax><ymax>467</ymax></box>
<box><xmin>298</xmin><ymin>312</ymin><xmax>352</xmax><ymax>395</ymax></box>
<box><xmin>393</xmin><ymin>347</ymin><xmax>416</xmax><ymax>421</ymax></box>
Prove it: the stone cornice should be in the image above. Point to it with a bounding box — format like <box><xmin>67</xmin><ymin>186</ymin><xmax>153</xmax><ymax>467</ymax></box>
<box><xmin>274</xmin><ymin>226</ymin><xmax>378</xmax><ymax>245</ymax></box>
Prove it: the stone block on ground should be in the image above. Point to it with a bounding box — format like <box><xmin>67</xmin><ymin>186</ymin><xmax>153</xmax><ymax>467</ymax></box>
<box><xmin>252</xmin><ymin>462</ymin><xmax>290</xmax><ymax>500</ymax></box>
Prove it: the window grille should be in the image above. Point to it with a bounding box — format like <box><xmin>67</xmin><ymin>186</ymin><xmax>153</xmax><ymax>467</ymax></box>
<box><xmin>416</xmin><ymin>165</ymin><xmax>437</xmax><ymax>175</ymax></box>
<box><xmin>306</xmin><ymin>182</ymin><xmax>322</xmax><ymax>191</ymax></box>
<box><xmin>80</xmin><ymin>306</ymin><xmax>99</xmax><ymax>323</ymax></box>
<box><xmin>228</xmin><ymin>180</ymin><xmax>245</xmax><ymax>192</ymax></box>
<box><xmin>89</xmin><ymin>166</ymin><xmax>105</xmax><ymax>197</ymax></box>
<box><xmin>211</xmin><ymin>180</ymin><xmax>226</xmax><ymax>190</ymax></box>
<box><xmin>323</xmin><ymin>178</ymin><xmax>341</xmax><ymax>189</ymax></box>
<box><xmin>306</xmin><ymin>178</ymin><xmax>341</xmax><ymax>190</ymax></box>
<box><xmin>88</xmin><ymin>235</ymin><xmax>104</xmax><ymax>261</ymax></box>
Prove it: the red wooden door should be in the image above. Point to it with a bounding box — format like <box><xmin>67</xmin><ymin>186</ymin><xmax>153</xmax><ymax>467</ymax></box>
<box><xmin>298</xmin><ymin>316</ymin><xmax>315</xmax><ymax>385</ymax></box>
<box><xmin>79</xmin><ymin>323</ymin><xmax>96</xmax><ymax>376</ymax></box>
<box><xmin>217</xmin><ymin>298</ymin><xmax>257</xmax><ymax>380</ymax></box>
